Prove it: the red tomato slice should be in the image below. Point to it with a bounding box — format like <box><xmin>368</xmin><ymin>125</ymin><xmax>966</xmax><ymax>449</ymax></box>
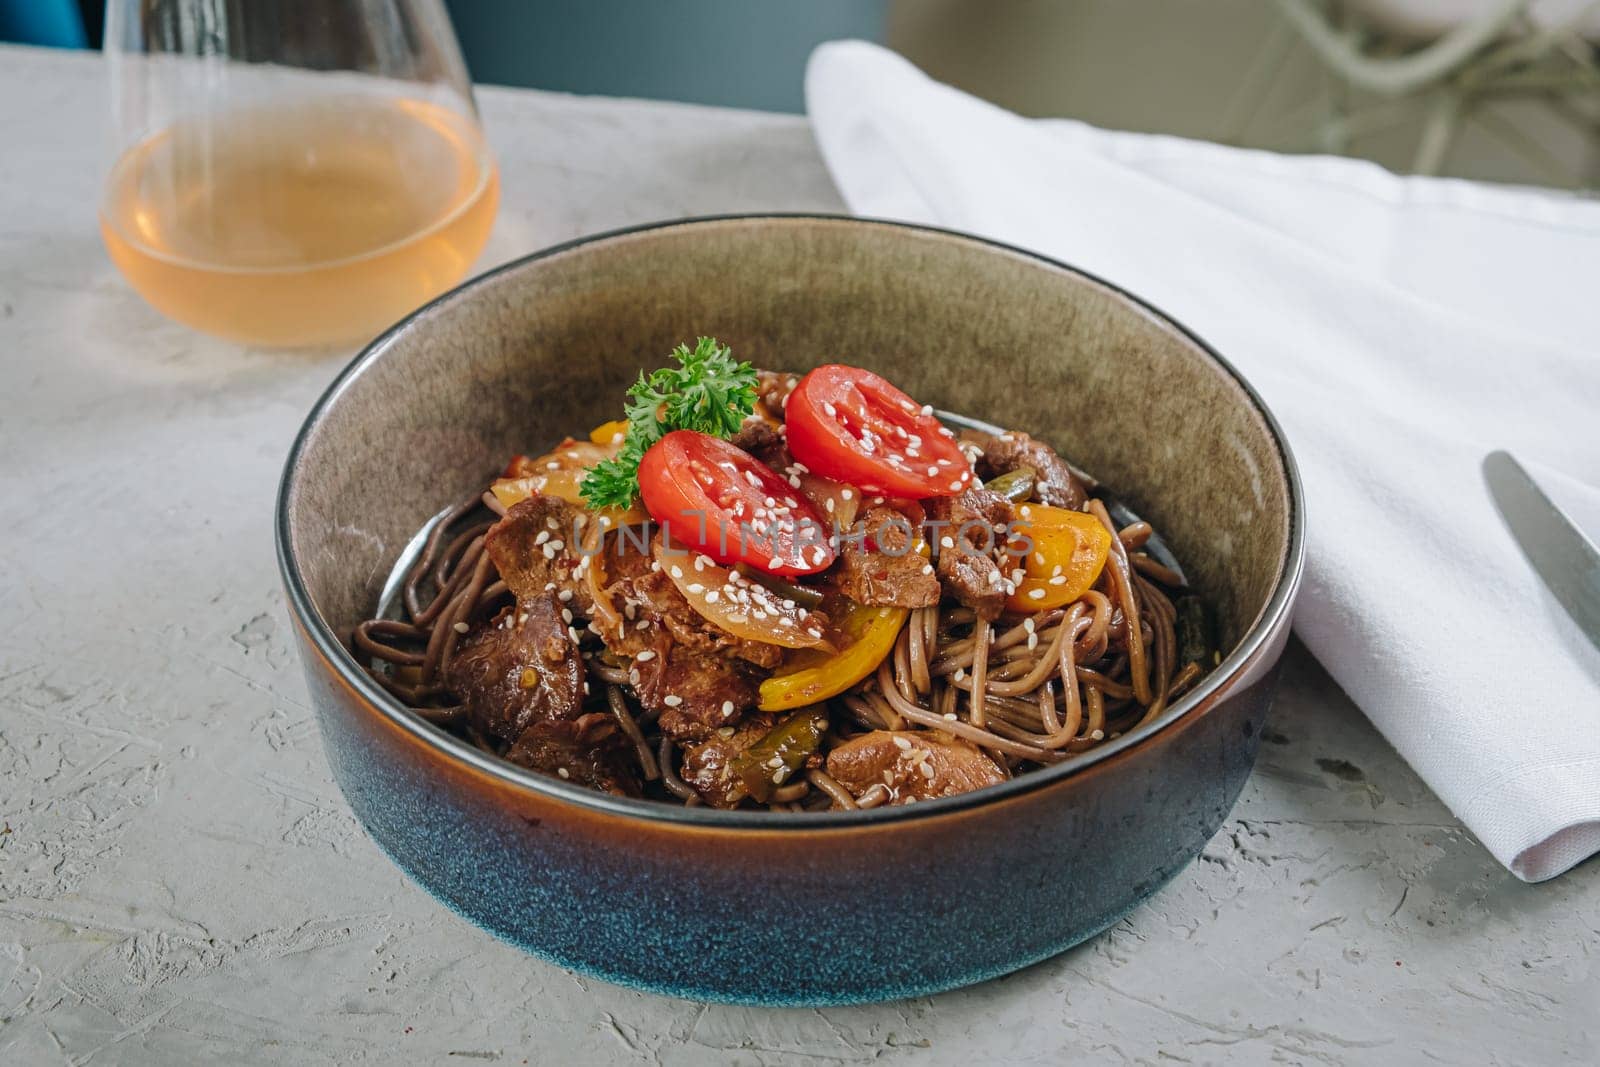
<box><xmin>637</xmin><ymin>430</ymin><xmax>836</xmax><ymax>578</ymax></box>
<box><xmin>784</xmin><ymin>365</ymin><xmax>974</xmax><ymax>498</ymax></box>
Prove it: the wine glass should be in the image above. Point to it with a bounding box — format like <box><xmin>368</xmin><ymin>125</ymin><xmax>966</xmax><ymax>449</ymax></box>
<box><xmin>101</xmin><ymin>0</ymin><xmax>499</xmax><ymax>348</ymax></box>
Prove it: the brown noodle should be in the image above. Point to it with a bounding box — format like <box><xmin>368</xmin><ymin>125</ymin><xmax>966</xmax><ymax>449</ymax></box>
<box><xmin>354</xmin><ymin>474</ymin><xmax>1198</xmax><ymax>812</ymax></box>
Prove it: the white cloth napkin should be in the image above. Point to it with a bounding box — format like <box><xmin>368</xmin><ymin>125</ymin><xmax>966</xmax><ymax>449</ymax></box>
<box><xmin>805</xmin><ymin>40</ymin><xmax>1600</xmax><ymax>882</ymax></box>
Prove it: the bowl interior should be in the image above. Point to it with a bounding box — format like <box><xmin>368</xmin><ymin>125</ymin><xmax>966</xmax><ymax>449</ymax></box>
<box><xmin>284</xmin><ymin>217</ymin><xmax>1294</xmax><ymax>752</ymax></box>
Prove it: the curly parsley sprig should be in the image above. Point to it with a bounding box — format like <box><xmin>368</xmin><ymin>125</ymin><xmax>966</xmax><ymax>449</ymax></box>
<box><xmin>580</xmin><ymin>337</ymin><xmax>758</xmax><ymax>509</ymax></box>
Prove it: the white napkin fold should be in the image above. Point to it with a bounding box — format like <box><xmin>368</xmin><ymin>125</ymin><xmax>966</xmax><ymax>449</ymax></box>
<box><xmin>806</xmin><ymin>40</ymin><xmax>1600</xmax><ymax>881</ymax></box>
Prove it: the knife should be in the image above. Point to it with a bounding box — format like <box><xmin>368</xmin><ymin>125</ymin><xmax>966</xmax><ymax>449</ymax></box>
<box><xmin>1483</xmin><ymin>449</ymin><xmax>1600</xmax><ymax>655</ymax></box>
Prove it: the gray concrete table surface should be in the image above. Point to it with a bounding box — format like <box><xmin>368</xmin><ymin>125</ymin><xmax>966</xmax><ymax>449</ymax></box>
<box><xmin>0</xmin><ymin>44</ymin><xmax>1594</xmax><ymax>1066</ymax></box>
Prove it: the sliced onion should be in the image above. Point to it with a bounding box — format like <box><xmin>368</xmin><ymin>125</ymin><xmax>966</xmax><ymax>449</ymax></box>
<box><xmin>652</xmin><ymin>541</ymin><xmax>830</xmax><ymax>650</ymax></box>
<box><xmin>795</xmin><ymin>471</ymin><xmax>859</xmax><ymax>531</ymax></box>
<box><xmin>492</xmin><ymin>436</ymin><xmax>647</xmax><ymax>526</ymax></box>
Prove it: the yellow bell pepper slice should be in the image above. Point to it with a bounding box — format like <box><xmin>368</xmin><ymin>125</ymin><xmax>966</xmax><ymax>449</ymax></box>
<box><xmin>589</xmin><ymin>419</ymin><xmax>629</xmax><ymax>446</ymax></box>
<box><xmin>758</xmin><ymin>599</ymin><xmax>908</xmax><ymax>711</ymax></box>
<box><xmin>1005</xmin><ymin>503</ymin><xmax>1112</xmax><ymax>613</ymax></box>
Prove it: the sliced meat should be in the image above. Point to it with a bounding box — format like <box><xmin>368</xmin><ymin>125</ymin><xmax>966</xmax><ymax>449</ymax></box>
<box><xmin>641</xmin><ymin>643</ymin><xmax>765</xmax><ymax>742</ymax></box>
<box><xmin>595</xmin><ymin>534</ymin><xmax>777</xmax><ymax>741</ymax></box>
<box><xmin>825</xmin><ymin>730</ymin><xmax>1006</xmax><ymax>804</ymax></box>
<box><xmin>678</xmin><ymin>714</ymin><xmax>776</xmax><ymax>808</ymax></box>
<box><xmin>504</xmin><ymin>713</ymin><xmax>641</xmax><ymax>797</ymax></box>
<box><xmin>977</xmin><ymin>430</ymin><xmax>1088</xmax><ymax>510</ymax></box>
<box><xmin>755</xmin><ymin>369</ymin><xmax>800</xmax><ymax>422</ymax></box>
<box><xmin>606</xmin><ymin>560</ymin><xmax>783</xmax><ymax>671</ymax></box>
<box><xmin>484</xmin><ymin>495</ymin><xmax>592</xmax><ymax>614</ymax></box>
<box><xmin>831</xmin><ymin>505</ymin><xmax>940</xmax><ymax>608</ymax></box>
<box><xmin>444</xmin><ymin>592</ymin><xmax>585</xmax><ymax>744</ymax></box>
<box><xmin>925</xmin><ymin>486</ymin><xmax>1017</xmax><ymax>621</ymax></box>
<box><xmin>729</xmin><ymin>417</ymin><xmax>787</xmax><ymax>466</ymax></box>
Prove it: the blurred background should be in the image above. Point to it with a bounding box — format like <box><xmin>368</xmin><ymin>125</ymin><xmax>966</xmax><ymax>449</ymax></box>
<box><xmin>9</xmin><ymin>0</ymin><xmax>1597</xmax><ymax>189</ymax></box>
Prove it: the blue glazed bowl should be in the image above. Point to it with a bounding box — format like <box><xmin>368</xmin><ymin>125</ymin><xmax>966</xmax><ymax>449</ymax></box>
<box><xmin>276</xmin><ymin>215</ymin><xmax>1304</xmax><ymax>1005</ymax></box>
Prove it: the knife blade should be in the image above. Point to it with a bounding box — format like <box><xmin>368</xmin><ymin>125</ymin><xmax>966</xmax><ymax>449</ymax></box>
<box><xmin>1483</xmin><ymin>449</ymin><xmax>1600</xmax><ymax>655</ymax></box>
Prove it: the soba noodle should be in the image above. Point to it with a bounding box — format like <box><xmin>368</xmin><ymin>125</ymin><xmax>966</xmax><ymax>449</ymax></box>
<box><xmin>352</xmin><ymin>466</ymin><xmax>1199</xmax><ymax>812</ymax></box>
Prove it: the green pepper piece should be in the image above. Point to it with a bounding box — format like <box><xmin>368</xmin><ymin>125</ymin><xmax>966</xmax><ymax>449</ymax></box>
<box><xmin>983</xmin><ymin>466</ymin><xmax>1037</xmax><ymax>503</ymax></box>
<box><xmin>734</xmin><ymin>562</ymin><xmax>826</xmax><ymax>610</ymax></box>
<box><xmin>730</xmin><ymin>706</ymin><xmax>829</xmax><ymax>802</ymax></box>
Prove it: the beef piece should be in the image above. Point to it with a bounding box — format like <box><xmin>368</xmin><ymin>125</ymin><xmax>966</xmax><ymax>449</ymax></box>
<box><xmin>678</xmin><ymin>713</ymin><xmax>777</xmax><ymax>808</ymax></box>
<box><xmin>729</xmin><ymin>417</ymin><xmax>786</xmax><ymax>466</ymax></box>
<box><xmin>484</xmin><ymin>495</ymin><xmax>592</xmax><ymax>614</ymax></box>
<box><xmin>832</xmin><ymin>505</ymin><xmax>940</xmax><ymax>608</ymax></box>
<box><xmin>596</xmin><ymin>538</ymin><xmax>777</xmax><ymax>741</ymax></box>
<box><xmin>925</xmin><ymin>486</ymin><xmax>1016</xmax><ymax>621</ymax></box>
<box><xmin>755</xmin><ymin>369</ymin><xmax>799</xmax><ymax>422</ymax></box>
<box><xmin>978</xmin><ymin>430</ymin><xmax>1088</xmax><ymax>510</ymax></box>
<box><xmin>825</xmin><ymin>730</ymin><xmax>1006</xmax><ymax>804</ymax></box>
<box><xmin>604</xmin><ymin>558</ymin><xmax>783</xmax><ymax>671</ymax></box>
<box><xmin>444</xmin><ymin>592</ymin><xmax>585</xmax><ymax>744</ymax></box>
<box><xmin>505</xmin><ymin>713</ymin><xmax>641</xmax><ymax>797</ymax></box>
<box><xmin>641</xmin><ymin>640</ymin><xmax>766</xmax><ymax>742</ymax></box>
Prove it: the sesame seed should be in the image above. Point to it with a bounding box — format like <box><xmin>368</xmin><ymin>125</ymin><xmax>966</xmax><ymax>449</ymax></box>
<box><xmin>1023</xmin><ymin>618</ymin><xmax>1036</xmax><ymax>633</ymax></box>
<box><xmin>535</xmin><ymin>530</ymin><xmax>550</xmax><ymax>545</ymax></box>
<box><xmin>557</xmin><ymin>589</ymin><xmax>573</xmax><ymax>602</ymax></box>
<box><xmin>1048</xmin><ymin>576</ymin><xmax>1067</xmax><ymax>585</ymax></box>
<box><xmin>629</xmin><ymin>668</ymin><xmax>641</xmax><ymax>685</ymax></box>
<box><xmin>721</xmin><ymin>700</ymin><xmax>735</xmax><ymax>716</ymax></box>
<box><xmin>1027</xmin><ymin>633</ymin><xmax>1039</xmax><ymax>650</ymax></box>
<box><xmin>705</xmin><ymin>590</ymin><xmax>720</xmax><ymax>603</ymax></box>
<box><xmin>769</xmin><ymin>556</ymin><xmax>783</xmax><ymax>569</ymax></box>
<box><xmin>772</xmin><ymin>769</ymin><xmax>786</xmax><ymax>784</ymax></box>
<box><xmin>949</xmin><ymin>481</ymin><xmax>963</xmax><ymax>491</ymax></box>
<box><xmin>920</xmin><ymin>403</ymin><xmax>933</xmax><ymax>415</ymax></box>
<box><xmin>561</xmin><ymin>608</ymin><xmax>573</xmax><ymax>623</ymax></box>
<box><xmin>635</xmin><ymin>649</ymin><xmax>656</xmax><ymax>662</ymax></box>
<box><xmin>557</xmin><ymin>767</ymin><xmax>569</xmax><ymax>779</ymax></box>
<box><xmin>921</xmin><ymin>563</ymin><xmax>934</xmax><ymax>575</ymax></box>
<box><xmin>1027</xmin><ymin>588</ymin><xmax>1046</xmax><ymax>600</ymax></box>
<box><xmin>451</xmin><ymin>621</ymin><xmax>469</xmax><ymax>634</ymax></box>
<box><xmin>670</xmin><ymin>565</ymin><xmax>683</xmax><ymax>578</ymax></box>
<box><xmin>954</xmin><ymin>668</ymin><xmax>966</xmax><ymax>682</ymax></box>
<box><xmin>941</xmin><ymin>536</ymin><xmax>955</xmax><ymax>549</ymax></box>
<box><xmin>663</xmin><ymin>694</ymin><xmax>683</xmax><ymax>707</ymax></box>
<box><xmin>892</xmin><ymin>735</ymin><xmax>912</xmax><ymax>751</ymax></box>
<box><xmin>927</xmin><ymin>466</ymin><xmax>939</xmax><ymax>477</ymax></box>
<box><xmin>718</xmin><ymin>726</ymin><xmax>736</xmax><ymax>738</ymax></box>
<box><xmin>943</xmin><ymin>712</ymin><xmax>959</xmax><ymax>722</ymax></box>
<box><xmin>840</xmin><ymin>488</ymin><xmax>853</xmax><ymax>500</ymax></box>
<box><xmin>1090</xmin><ymin>729</ymin><xmax>1105</xmax><ymax>741</ymax></box>
<box><xmin>548</xmin><ymin>540</ymin><xmax>564</xmax><ymax>552</ymax></box>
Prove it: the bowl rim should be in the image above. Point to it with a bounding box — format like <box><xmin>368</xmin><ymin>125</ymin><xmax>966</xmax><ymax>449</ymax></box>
<box><xmin>275</xmin><ymin>213</ymin><xmax>1306</xmax><ymax>830</ymax></box>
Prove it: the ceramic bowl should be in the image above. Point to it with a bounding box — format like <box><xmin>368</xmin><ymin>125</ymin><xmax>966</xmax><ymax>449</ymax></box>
<box><xmin>276</xmin><ymin>215</ymin><xmax>1304</xmax><ymax>1006</ymax></box>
